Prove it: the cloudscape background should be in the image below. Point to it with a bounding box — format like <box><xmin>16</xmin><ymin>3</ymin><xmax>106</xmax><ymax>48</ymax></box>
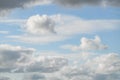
<box><xmin>0</xmin><ymin>0</ymin><xmax>120</xmax><ymax>80</ymax></box>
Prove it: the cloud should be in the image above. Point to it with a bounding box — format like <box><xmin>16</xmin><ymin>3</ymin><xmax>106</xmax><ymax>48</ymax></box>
<box><xmin>0</xmin><ymin>0</ymin><xmax>120</xmax><ymax>16</ymax></box>
<box><xmin>53</xmin><ymin>0</ymin><xmax>102</xmax><ymax>7</ymax></box>
<box><xmin>0</xmin><ymin>0</ymin><xmax>50</xmax><ymax>16</ymax></box>
<box><xmin>52</xmin><ymin>0</ymin><xmax>120</xmax><ymax>7</ymax></box>
<box><xmin>0</xmin><ymin>77</ymin><xmax>10</xmax><ymax>80</ymax></box>
<box><xmin>25</xmin><ymin>56</ymin><xmax>68</xmax><ymax>73</ymax></box>
<box><xmin>37</xmin><ymin>52</ymin><xmax>120</xmax><ymax>80</ymax></box>
<box><xmin>61</xmin><ymin>36</ymin><xmax>108</xmax><ymax>51</ymax></box>
<box><xmin>23</xmin><ymin>74</ymin><xmax>46</xmax><ymax>80</ymax></box>
<box><xmin>0</xmin><ymin>44</ymin><xmax>68</xmax><ymax>73</ymax></box>
<box><xmin>0</xmin><ymin>44</ymin><xmax>35</xmax><ymax>72</ymax></box>
<box><xmin>105</xmin><ymin>0</ymin><xmax>120</xmax><ymax>7</ymax></box>
<box><xmin>0</xmin><ymin>19</ymin><xmax>26</xmax><ymax>23</ymax></box>
<box><xmin>87</xmin><ymin>53</ymin><xmax>120</xmax><ymax>74</ymax></box>
<box><xmin>0</xmin><ymin>31</ymin><xmax>9</xmax><ymax>34</ymax></box>
<box><xmin>56</xmin><ymin>15</ymin><xmax>120</xmax><ymax>36</ymax></box>
<box><xmin>58</xmin><ymin>53</ymin><xmax>120</xmax><ymax>80</ymax></box>
<box><xmin>8</xmin><ymin>14</ymin><xmax>120</xmax><ymax>44</ymax></box>
<box><xmin>24</xmin><ymin>14</ymin><xmax>58</xmax><ymax>35</ymax></box>
<box><xmin>8</xmin><ymin>34</ymin><xmax>66</xmax><ymax>44</ymax></box>
<box><xmin>0</xmin><ymin>46</ymin><xmax>120</xmax><ymax>80</ymax></box>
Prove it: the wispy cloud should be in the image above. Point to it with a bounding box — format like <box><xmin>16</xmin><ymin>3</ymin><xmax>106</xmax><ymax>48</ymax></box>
<box><xmin>7</xmin><ymin>14</ymin><xmax>120</xmax><ymax>44</ymax></box>
<box><xmin>0</xmin><ymin>31</ymin><xmax>9</xmax><ymax>34</ymax></box>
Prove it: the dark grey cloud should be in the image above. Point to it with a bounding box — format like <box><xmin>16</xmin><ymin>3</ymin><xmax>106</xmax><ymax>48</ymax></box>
<box><xmin>0</xmin><ymin>0</ymin><xmax>120</xmax><ymax>16</ymax></box>
<box><xmin>53</xmin><ymin>0</ymin><xmax>102</xmax><ymax>7</ymax></box>
<box><xmin>0</xmin><ymin>0</ymin><xmax>49</xmax><ymax>15</ymax></box>
<box><xmin>106</xmin><ymin>0</ymin><xmax>120</xmax><ymax>6</ymax></box>
<box><xmin>52</xmin><ymin>0</ymin><xmax>120</xmax><ymax>7</ymax></box>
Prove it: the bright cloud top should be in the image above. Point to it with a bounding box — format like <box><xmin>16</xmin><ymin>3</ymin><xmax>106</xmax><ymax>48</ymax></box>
<box><xmin>61</xmin><ymin>36</ymin><xmax>108</xmax><ymax>51</ymax></box>
<box><xmin>24</xmin><ymin>15</ymin><xmax>57</xmax><ymax>35</ymax></box>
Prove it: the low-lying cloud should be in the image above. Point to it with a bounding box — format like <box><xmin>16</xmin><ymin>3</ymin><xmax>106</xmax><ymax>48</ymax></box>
<box><xmin>0</xmin><ymin>44</ymin><xmax>68</xmax><ymax>73</ymax></box>
<box><xmin>1</xmin><ymin>51</ymin><xmax>119</xmax><ymax>80</ymax></box>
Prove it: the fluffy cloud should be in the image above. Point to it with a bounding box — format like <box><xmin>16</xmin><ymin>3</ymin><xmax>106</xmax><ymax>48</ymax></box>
<box><xmin>55</xmin><ymin>53</ymin><xmax>120</xmax><ymax>80</ymax></box>
<box><xmin>0</xmin><ymin>49</ymin><xmax>120</xmax><ymax>80</ymax></box>
<box><xmin>61</xmin><ymin>36</ymin><xmax>108</xmax><ymax>51</ymax></box>
<box><xmin>52</xmin><ymin>0</ymin><xmax>120</xmax><ymax>7</ymax></box>
<box><xmin>0</xmin><ymin>44</ymin><xmax>35</xmax><ymax>72</ymax></box>
<box><xmin>0</xmin><ymin>0</ymin><xmax>50</xmax><ymax>16</ymax></box>
<box><xmin>25</xmin><ymin>56</ymin><xmax>68</xmax><ymax>73</ymax></box>
<box><xmin>86</xmin><ymin>53</ymin><xmax>120</xmax><ymax>74</ymax></box>
<box><xmin>24</xmin><ymin>14</ymin><xmax>58</xmax><ymax>35</ymax></box>
<box><xmin>0</xmin><ymin>44</ymin><xmax>68</xmax><ymax>73</ymax></box>
<box><xmin>36</xmin><ymin>53</ymin><xmax>120</xmax><ymax>80</ymax></box>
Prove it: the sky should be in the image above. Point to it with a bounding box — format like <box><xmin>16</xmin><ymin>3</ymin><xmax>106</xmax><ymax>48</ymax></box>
<box><xmin>0</xmin><ymin>0</ymin><xmax>120</xmax><ymax>80</ymax></box>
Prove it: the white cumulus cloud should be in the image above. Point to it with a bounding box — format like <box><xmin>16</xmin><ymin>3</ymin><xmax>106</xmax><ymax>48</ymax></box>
<box><xmin>61</xmin><ymin>36</ymin><xmax>108</xmax><ymax>51</ymax></box>
<box><xmin>24</xmin><ymin>14</ymin><xmax>58</xmax><ymax>35</ymax></box>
